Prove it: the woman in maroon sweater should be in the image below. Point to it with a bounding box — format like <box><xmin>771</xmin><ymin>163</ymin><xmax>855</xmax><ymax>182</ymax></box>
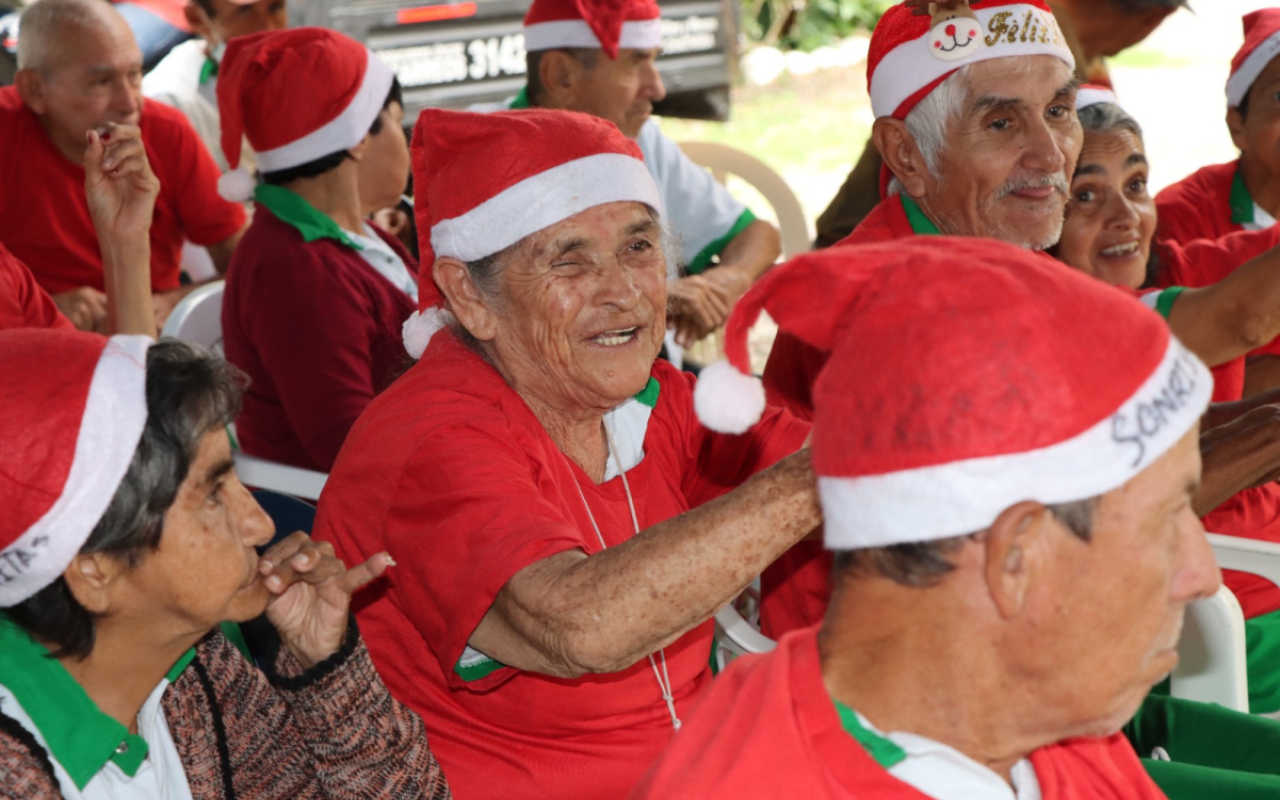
<box><xmin>218</xmin><ymin>29</ymin><xmax>417</xmax><ymax>471</ymax></box>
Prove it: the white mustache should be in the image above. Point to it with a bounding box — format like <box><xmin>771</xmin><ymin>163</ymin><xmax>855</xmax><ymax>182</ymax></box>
<box><xmin>996</xmin><ymin>173</ymin><xmax>1069</xmax><ymax>200</ymax></box>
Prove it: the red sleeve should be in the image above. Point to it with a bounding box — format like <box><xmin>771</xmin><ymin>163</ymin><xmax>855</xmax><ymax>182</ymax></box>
<box><xmin>1154</xmin><ymin>190</ymin><xmax>1211</xmax><ymax>247</ymax></box>
<box><xmin>150</xmin><ymin>110</ymin><xmax>245</xmax><ymax>247</ymax></box>
<box><xmin>667</xmin><ymin>367</ymin><xmax>810</xmax><ymax>509</ymax></box>
<box><xmin>240</xmin><ymin>248</ymin><xmax>385</xmax><ymax>469</ymax></box>
<box><xmin>1155</xmin><ymin>227</ymin><xmax>1280</xmax><ymax>288</ymax></box>
<box><xmin>0</xmin><ymin>243</ymin><xmax>74</xmax><ymax>330</ymax></box>
<box><xmin>381</xmin><ymin>399</ymin><xmax>588</xmax><ymax>692</ymax></box>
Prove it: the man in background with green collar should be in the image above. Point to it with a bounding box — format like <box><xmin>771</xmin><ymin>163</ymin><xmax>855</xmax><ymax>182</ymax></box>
<box><xmin>143</xmin><ymin>0</ymin><xmax>289</xmax><ymax>176</ymax></box>
<box><xmin>505</xmin><ymin>0</ymin><xmax>781</xmax><ymax>359</ymax></box>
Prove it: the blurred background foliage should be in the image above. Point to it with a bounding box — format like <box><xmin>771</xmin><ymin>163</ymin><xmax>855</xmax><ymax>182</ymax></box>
<box><xmin>741</xmin><ymin>0</ymin><xmax>891</xmax><ymax>50</ymax></box>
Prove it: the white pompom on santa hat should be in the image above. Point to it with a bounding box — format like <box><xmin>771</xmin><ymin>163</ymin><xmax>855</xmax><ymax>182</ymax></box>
<box><xmin>523</xmin><ymin>0</ymin><xmax>662</xmax><ymax>59</ymax></box>
<box><xmin>0</xmin><ymin>330</ymin><xmax>152</xmax><ymax>607</ymax></box>
<box><xmin>695</xmin><ymin>237</ymin><xmax>1213</xmax><ymax>549</ymax></box>
<box><xmin>867</xmin><ymin>0</ymin><xmax>1074</xmax><ymax>120</ymax></box>
<box><xmin>214</xmin><ymin>28</ymin><xmax>395</xmax><ymax>202</ymax></box>
<box><xmin>402</xmin><ymin>107</ymin><xmax>663</xmax><ymax>360</ymax></box>
<box><xmin>1227</xmin><ymin>9</ymin><xmax>1280</xmax><ymax>108</ymax></box>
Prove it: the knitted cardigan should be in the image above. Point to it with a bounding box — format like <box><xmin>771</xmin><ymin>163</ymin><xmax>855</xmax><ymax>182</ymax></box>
<box><xmin>0</xmin><ymin>624</ymin><xmax>450</xmax><ymax>799</ymax></box>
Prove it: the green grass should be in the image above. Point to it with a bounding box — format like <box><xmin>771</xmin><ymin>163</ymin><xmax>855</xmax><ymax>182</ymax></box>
<box><xmin>1108</xmin><ymin>47</ymin><xmax>1197</xmax><ymax>69</ymax></box>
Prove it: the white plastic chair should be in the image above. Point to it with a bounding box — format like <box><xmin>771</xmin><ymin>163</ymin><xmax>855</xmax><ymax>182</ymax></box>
<box><xmin>713</xmin><ymin>605</ymin><xmax>776</xmax><ymax>672</ymax></box>
<box><xmin>1169</xmin><ymin>533</ymin><xmax>1280</xmax><ymax>712</ymax></box>
<box><xmin>160</xmin><ymin>280</ymin><xmax>226</xmax><ymax>355</ymax></box>
<box><xmin>161</xmin><ymin>280</ymin><xmax>329</xmax><ymax>502</ymax></box>
<box><xmin>677</xmin><ymin>141</ymin><xmax>811</xmax><ymax>261</ymax></box>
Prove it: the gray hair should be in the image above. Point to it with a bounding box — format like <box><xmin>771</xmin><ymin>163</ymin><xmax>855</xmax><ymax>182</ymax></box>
<box><xmin>17</xmin><ymin>0</ymin><xmax>123</xmax><ymax>72</ymax></box>
<box><xmin>3</xmin><ymin>339</ymin><xmax>245</xmax><ymax>657</ymax></box>
<box><xmin>1077</xmin><ymin>102</ymin><xmax>1144</xmax><ymax>142</ymax></box>
<box><xmin>833</xmin><ymin>496</ymin><xmax>1097</xmax><ymax>587</ymax></box>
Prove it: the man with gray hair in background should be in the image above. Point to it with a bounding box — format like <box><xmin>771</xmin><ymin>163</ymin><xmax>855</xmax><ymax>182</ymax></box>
<box><xmin>0</xmin><ymin>0</ymin><xmax>246</xmax><ymax>332</ymax></box>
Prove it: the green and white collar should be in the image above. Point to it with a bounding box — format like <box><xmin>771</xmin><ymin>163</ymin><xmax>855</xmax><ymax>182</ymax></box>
<box><xmin>0</xmin><ymin>618</ymin><xmax>248</xmax><ymax>790</ymax></box>
<box><xmin>900</xmin><ymin>195</ymin><xmax>942</xmax><ymax>236</ymax></box>
<box><xmin>254</xmin><ymin>184</ymin><xmax>363</xmax><ymax>250</ymax></box>
<box><xmin>509</xmin><ymin>86</ymin><xmax>532</xmax><ymax>109</ymax></box>
<box><xmin>1231</xmin><ymin>168</ymin><xmax>1278</xmax><ymax>230</ymax></box>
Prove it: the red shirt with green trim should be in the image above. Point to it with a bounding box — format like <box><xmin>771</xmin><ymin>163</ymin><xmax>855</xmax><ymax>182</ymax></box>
<box><xmin>630</xmin><ymin>628</ymin><xmax>1167</xmax><ymax>800</ymax></box>
<box><xmin>1154</xmin><ymin>228</ymin><xmax>1280</xmax><ymax>619</ymax></box>
<box><xmin>0</xmin><ymin>87</ymin><xmax>245</xmax><ymax>295</ymax></box>
<box><xmin>312</xmin><ymin>331</ymin><xmax>809</xmax><ymax>800</ymax></box>
<box><xmin>0</xmin><ymin>242</ymin><xmax>73</xmax><ymax>331</ymax></box>
<box><xmin>1155</xmin><ymin>160</ymin><xmax>1250</xmax><ymax>246</ymax></box>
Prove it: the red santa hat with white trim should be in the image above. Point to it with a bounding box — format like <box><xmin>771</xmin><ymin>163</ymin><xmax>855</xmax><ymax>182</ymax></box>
<box><xmin>215</xmin><ymin>27</ymin><xmax>396</xmax><ymax>202</ymax></box>
<box><xmin>868</xmin><ymin>0</ymin><xmax>1074</xmax><ymax>120</ymax></box>
<box><xmin>0</xmin><ymin>330</ymin><xmax>152</xmax><ymax>607</ymax></box>
<box><xmin>1227</xmin><ymin>9</ymin><xmax>1280</xmax><ymax>108</ymax></box>
<box><xmin>1076</xmin><ymin>83</ymin><xmax>1121</xmax><ymax>112</ymax></box>
<box><xmin>402</xmin><ymin>108</ymin><xmax>663</xmax><ymax>359</ymax></box>
<box><xmin>523</xmin><ymin>0</ymin><xmax>662</xmax><ymax>59</ymax></box>
<box><xmin>695</xmin><ymin>238</ymin><xmax>1212</xmax><ymax>548</ymax></box>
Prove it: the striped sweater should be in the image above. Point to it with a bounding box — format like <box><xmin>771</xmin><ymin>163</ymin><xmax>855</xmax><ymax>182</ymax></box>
<box><xmin>0</xmin><ymin>624</ymin><xmax>450</xmax><ymax>799</ymax></box>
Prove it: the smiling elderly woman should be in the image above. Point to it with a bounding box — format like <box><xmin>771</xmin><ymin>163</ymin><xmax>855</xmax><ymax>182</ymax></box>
<box><xmin>312</xmin><ymin>108</ymin><xmax>818</xmax><ymax>800</ymax></box>
<box><xmin>0</xmin><ymin>330</ymin><xmax>449</xmax><ymax>799</ymax></box>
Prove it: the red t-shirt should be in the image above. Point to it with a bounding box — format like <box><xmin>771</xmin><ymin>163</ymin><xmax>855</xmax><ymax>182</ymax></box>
<box><xmin>1154</xmin><ymin>160</ymin><xmax>1242</xmax><ymax>246</ymax></box>
<box><xmin>1155</xmin><ymin>229</ymin><xmax>1280</xmax><ymax>618</ymax></box>
<box><xmin>760</xmin><ymin>196</ymin><xmax>930</xmax><ymax>638</ymax></box>
<box><xmin>631</xmin><ymin>628</ymin><xmax>1167</xmax><ymax>800</ymax></box>
<box><xmin>221</xmin><ymin>207</ymin><xmax>419</xmax><ymax>472</ymax></box>
<box><xmin>0</xmin><ymin>242</ymin><xmax>73</xmax><ymax>331</ymax></box>
<box><xmin>0</xmin><ymin>86</ymin><xmax>245</xmax><ymax>295</ymax></box>
<box><xmin>312</xmin><ymin>332</ymin><xmax>809</xmax><ymax>800</ymax></box>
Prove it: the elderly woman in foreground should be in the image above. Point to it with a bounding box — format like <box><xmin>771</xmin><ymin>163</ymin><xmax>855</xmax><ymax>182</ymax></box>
<box><xmin>313</xmin><ymin>108</ymin><xmax>817</xmax><ymax>800</ymax></box>
<box><xmin>0</xmin><ymin>330</ymin><xmax>449</xmax><ymax>799</ymax></box>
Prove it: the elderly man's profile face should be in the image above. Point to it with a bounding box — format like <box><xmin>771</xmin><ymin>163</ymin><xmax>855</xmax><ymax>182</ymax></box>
<box><xmin>564</xmin><ymin>48</ymin><xmax>666</xmax><ymax>139</ymax></box>
<box><xmin>924</xmin><ymin>56</ymin><xmax>1081</xmax><ymax>250</ymax></box>
<box><xmin>478</xmin><ymin>201</ymin><xmax>667</xmax><ymax>411</ymax></box>
<box><xmin>1025</xmin><ymin>426</ymin><xmax>1218</xmax><ymax>738</ymax></box>
<box><xmin>21</xmin><ymin>16</ymin><xmax>143</xmax><ymax>160</ymax></box>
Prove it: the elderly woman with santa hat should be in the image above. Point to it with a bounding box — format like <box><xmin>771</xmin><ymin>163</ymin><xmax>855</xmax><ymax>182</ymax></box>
<box><xmin>312</xmin><ymin>106</ymin><xmax>816</xmax><ymax>800</ymax></box>
<box><xmin>0</xmin><ymin>330</ymin><xmax>449</xmax><ymax>798</ymax></box>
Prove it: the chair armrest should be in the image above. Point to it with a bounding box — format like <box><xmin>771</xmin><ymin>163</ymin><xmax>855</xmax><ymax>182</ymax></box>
<box><xmin>233</xmin><ymin>452</ymin><xmax>328</xmax><ymax>502</ymax></box>
<box><xmin>714</xmin><ymin>605</ymin><xmax>776</xmax><ymax>656</ymax></box>
<box><xmin>1171</xmin><ymin>584</ymin><xmax>1250</xmax><ymax>713</ymax></box>
<box><xmin>1206</xmin><ymin>533</ymin><xmax>1280</xmax><ymax>589</ymax></box>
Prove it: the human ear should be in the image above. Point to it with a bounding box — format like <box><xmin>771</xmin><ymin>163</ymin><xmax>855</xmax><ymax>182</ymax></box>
<box><xmin>872</xmin><ymin>117</ymin><xmax>930</xmax><ymax>199</ymax></box>
<box><xmin>347</xmin><ymin>133</ymin><xmax>371</xmax><ymax>162</ymax></box>
<box><xmin>982</xmin><ymin>502</ymin><xmax>1049</xmax><ymax>620</ymax></box>
<box><xmin>184</xmin><ymin>4</ymin><xmax>214</xmax><ymax>41</ymax></box>
<box><xmin>434</xmin><ymin>257</ymin><xmax>497</xmax><ymax>341</ymax></box>
<box><xmin>14</xmin><ymin>69</ymin><xmax>47</xmax><ymax>116</ymax></box>
<box><xmin>1227</xmin><ymin>106</ymin><xmax>1248</xmax><ymax>153</ymax></box>
<box><xmin>540</xmin><ymin>50</ymin><xmax>582</xmax><ymax>105</ymax></box>
<box><xmin>62</xmin><ymin>553</ymin><xmax>126</xmax><ymax>615</ymax></box>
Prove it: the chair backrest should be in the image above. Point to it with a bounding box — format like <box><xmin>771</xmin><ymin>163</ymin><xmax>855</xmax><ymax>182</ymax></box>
<box><xmin>677</xmin><ymin>141</ymin><xmax>811</xmax><ymax>261</ymax></box>
<box><xmin>713</xmin><ymin>604</ymin><xmax>776</xmax><ymax>673</ymax></box>
<box><xmin>1171</xmin><ymin>584</ymin><xmax>1249</xmax><ymax>713</ymax></box>
<box><xmin>235</xmin><ymin>451</ymin><xmax>328</xmax><ymax>503</ymax></box>
<box><xmin>161</xmin><ymin>280</ymin><xmax>225</xmax><ymax>355</ymax></box>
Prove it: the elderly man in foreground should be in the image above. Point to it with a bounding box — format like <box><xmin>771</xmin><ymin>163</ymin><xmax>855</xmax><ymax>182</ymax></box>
<box><xmin>635</xmin><ymin>236</ymin><xmax>1217</xmax><ymax>799</ymax></box>
<box><xmin>2</xmin><ymin>0</ymin><xmax>246</xmax><ymax>332</ymax></box>
<box><xmin>312</xmin><ymin>107</ymin><xmax>815</xmax><ymax>800</ymax></box>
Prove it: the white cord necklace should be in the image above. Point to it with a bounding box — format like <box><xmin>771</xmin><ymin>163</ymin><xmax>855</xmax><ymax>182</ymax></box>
<box><xmin>567</xmin><ymin>420</ymin><xmax>682</xmax><ymax>731</ymax></box>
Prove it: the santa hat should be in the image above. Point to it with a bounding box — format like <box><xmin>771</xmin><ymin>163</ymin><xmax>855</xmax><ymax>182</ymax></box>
<box><xmin>523</xmin><ymin>0</ymin><xmax>662</xmax><ymax>59</ymax></box>
<box><xmin>868</xmin><ymin>0</ymin><xmax>1074</xmax><ymax>120</ymax></box>
<box><xmin>695</xmin><ymin>238</ymin><xmax>1211</xmax><ymax>548</ymax></box>
<box><xmin>1076</xmin><ymin>83</ymin><xmax>1121</xmax><ymax>112</ymax></box>
<box><xmin>1227</xmin><ymin>9</ymin><xmax>1280</xmax><ymax>108</ymax></box>
<box><xmin>0</xmin><ymin>331</ymin><xmax>152</xmax><ymax>607</ymax></box>
<box><xmin>402</xmin><ymin>108</ymin><xmax>662</xmax><ymax>359</ymax></box>
<box><xmin>215</xmin><ymin>28</ymin><xmax>395</xmax><ymax>201</ymax></box>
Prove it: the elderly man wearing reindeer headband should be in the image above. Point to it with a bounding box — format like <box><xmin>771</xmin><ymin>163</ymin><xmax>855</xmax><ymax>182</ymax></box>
<box><xmin>635</xmin><ymin>237</ymin><xmax>1220</xmax><ymax>800</ymax></box>
<box><xmin>496</xmin><ymin>0</ymin><xmax>782</xmax><ymax>358</ymax></box>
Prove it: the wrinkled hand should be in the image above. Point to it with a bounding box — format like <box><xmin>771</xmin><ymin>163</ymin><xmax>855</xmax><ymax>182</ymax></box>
<box><xmin>259</xmin><ymin>532</ymin><xmax>393</xmax><ymax>669</ymax></box>
<box><xmin>667</xmin><ymin>274</ymin><xmax>734</xmax><ymax>348</ymax></box>
<box><xmin>84</xmin><ymin>122</ymin><xmax>160</xmax><ymax>244</ymax></box>
<box><xmin>53</xmin><ymin>287</ymin><xmax>108</xmax><ymax>331</ymax></box>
